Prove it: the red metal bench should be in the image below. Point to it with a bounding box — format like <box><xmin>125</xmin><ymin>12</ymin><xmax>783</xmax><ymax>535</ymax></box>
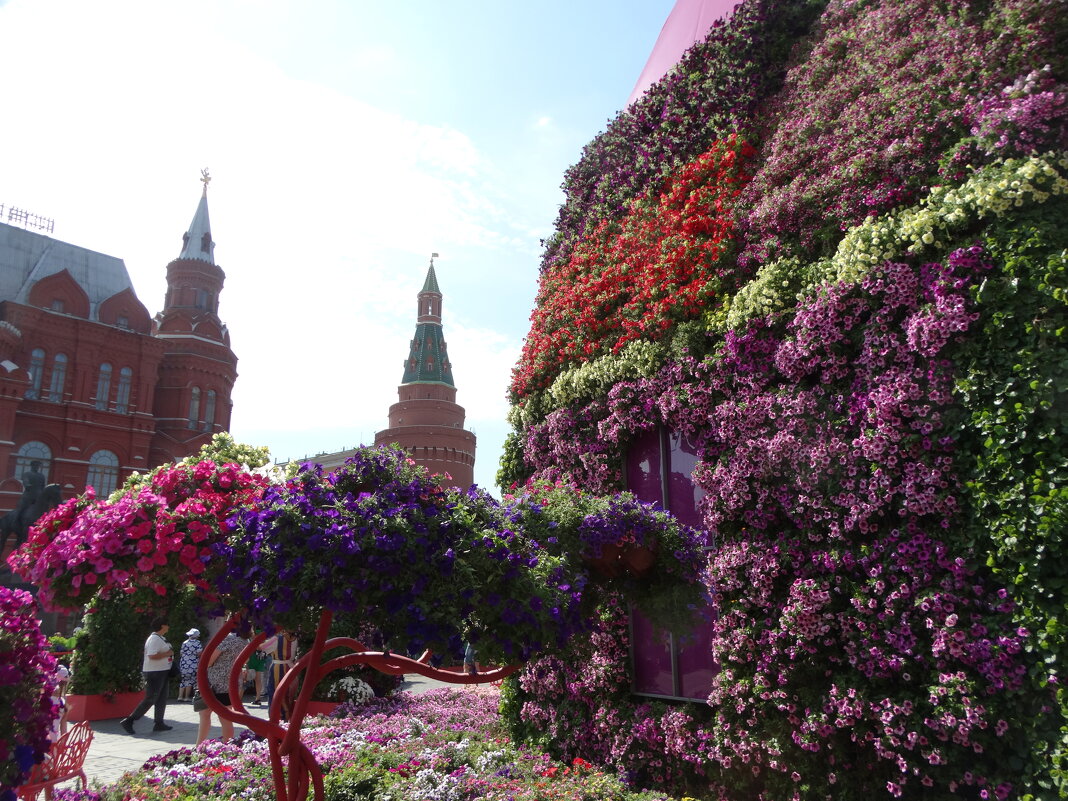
<box><xmin>17</xmin><ymin>720</ymin><xmax>94</xmax><ymax>801</ymax></box>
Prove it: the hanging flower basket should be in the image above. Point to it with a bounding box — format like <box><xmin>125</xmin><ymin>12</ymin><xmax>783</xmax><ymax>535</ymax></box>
<box><xmin>503</xmin><ymin>481</ymin><xmax>706</xmax><ymax>634</ymax></box>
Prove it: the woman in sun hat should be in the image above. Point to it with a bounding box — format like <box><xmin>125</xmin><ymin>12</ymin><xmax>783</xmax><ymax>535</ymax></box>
<box><xmin>177</xmin><ymin>627</ymin><xmax>202</xmax><ymax>702</ymax></box>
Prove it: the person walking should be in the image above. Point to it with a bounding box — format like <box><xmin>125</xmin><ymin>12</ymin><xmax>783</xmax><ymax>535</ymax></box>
<box><xmin>247</xmin><ymin>633</ymin><xmax>271</xmax><ymax>705</ymax></box>
<box><xmin>195</xmin><ymin>630</ymin><xmax>248</xmax><ymax>745</ymax></box>
<box><xmin>177</xmin><ymin>628</ymin><xmax>202</xmax><ymax>702</ymax></box>
<box><xmin>265</xmin><ymin>630</ymin><xmax>298</xmax><ymax>720</ymax></box>
<box><xmin>463</xmin><ymin>642</ymin><xmax>478</xmax><ymax>675</ymax></box>
<box><xmin>120</xmin><ymin>617</ymin><xmax>174</xmax><ymax>734</ymax></box>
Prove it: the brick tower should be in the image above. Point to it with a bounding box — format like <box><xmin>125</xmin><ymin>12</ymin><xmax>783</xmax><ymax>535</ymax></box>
<box><xmin>375</xmin><ymin>255</ymin><xmax>476</xmax><ymax>488</ymax></box>
<box><xmin>149</xmin><ymin>170</ymin><xmax>238</xmax><ymax>466</ymax></box>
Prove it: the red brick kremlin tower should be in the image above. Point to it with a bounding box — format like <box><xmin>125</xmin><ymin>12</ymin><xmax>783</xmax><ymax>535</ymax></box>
<box><xmin>150</xmin><ymin>170</ymin><xmax>238</xmax><ymax>466</ymax></box>
<box><xmin>375</xmin><ymin>255</ymin><xmax>476</xmax><ymax>488</ymax></box>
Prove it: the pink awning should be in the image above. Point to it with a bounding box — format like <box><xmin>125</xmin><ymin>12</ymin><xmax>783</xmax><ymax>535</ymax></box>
<box><xmin>627</xmin><ymin>0</ymin><xmax>739</xmax><ymax>108</ymax></box>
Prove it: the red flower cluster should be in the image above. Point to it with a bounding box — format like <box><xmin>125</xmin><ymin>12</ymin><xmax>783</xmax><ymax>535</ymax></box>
<box><xmin>538</xmin><ymin>757</ymin><xmax>593</xmax><ymax>779</ymax></box>
<box><xmin>511</xmin><ymin>136</ymin><xmax>755</xmax><ymax>399</ymax></box>
<box><xmin>7</xmin><ymin>460</ymin><xmax>269</xmax><ymax>611</ymax></box>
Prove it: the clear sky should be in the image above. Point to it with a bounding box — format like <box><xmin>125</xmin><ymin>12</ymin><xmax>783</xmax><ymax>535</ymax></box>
<box><xmin>0</xmin><ymin>0</ymin><xmax>677</xmax><ymax>493</ymax></box>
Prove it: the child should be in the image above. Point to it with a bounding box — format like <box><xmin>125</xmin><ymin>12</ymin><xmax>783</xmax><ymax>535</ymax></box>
<box><xmin>51</xmin><ymin>662</ymin><xmax>70</xmax><ymax>740</ymax></box>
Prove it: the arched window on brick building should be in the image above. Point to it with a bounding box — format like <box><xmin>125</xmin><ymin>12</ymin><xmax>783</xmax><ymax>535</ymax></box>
<box><xmin>48</xmin><ymin>353</ymin><xmax>68</xmax><ymax>403</ymax></box>
<box><xmin>202</xmin><ymin>390</ymin><xmax>216</xmax><ymax>433</ymax></box>
<box><xmin>95</xmin><ymin>363</ymin><xmax>112</xmax><ymax>410</ymax></box>
<box><xmin>86</xmin><ymin>450</ymin><xmax>120</xmax><ymax>496</ymax></box>
<box><xmin>14</xmin><ymin>441</ymin><xmax>51</xmax><ymax>484</ymax></box>
<box><xmin>188</xmin><ymin>387</ymin><xmax>200</xmax><ymax>429</ymax></box>
<box><xmin>625</xmin><ymin>426</ymin><xmax>717</xmax><ymax>700</ymax></box>
<box><xmin>25</xmin><ymin>348</ymin><xmax>45</xmax><ymax>400</ymax></box>
<box><xmin>115</xmin><ymin>367</ymin><xmax>133</xmax><ymax>414</ymax></box>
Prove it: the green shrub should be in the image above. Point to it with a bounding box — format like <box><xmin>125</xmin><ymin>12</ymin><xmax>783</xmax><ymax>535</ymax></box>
<box><xmin>68</xmin><ymin>594</ymin><xmax>145</xmax><ymax>695</ymax></box>
<box><xmin>954</xmin><ymin>195</ymin><xmax>1068</xmax><ymax>790</ymax></box>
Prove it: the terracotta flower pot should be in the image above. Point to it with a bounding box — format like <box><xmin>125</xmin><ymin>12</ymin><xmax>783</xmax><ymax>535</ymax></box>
<box><xmin>583</xmin><ymin>542</ymin><xmax>624</xmax><ymax>578</ymax></box>
<box><xmin>304</xmin><ymin>701</ymin><xmax>340</xmax><ymax>716</ymax></box>
<box><xmin>622</xmin><ymin>541</ymin><xmax>657</xmax><ymax>577</ymax></box>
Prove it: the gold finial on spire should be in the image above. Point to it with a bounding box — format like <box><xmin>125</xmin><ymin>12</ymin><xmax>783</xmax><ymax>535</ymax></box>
<box><xmin>200</xmin><ymin>168</ymin><xmax>211</xmax><ymax>197</ymax></box>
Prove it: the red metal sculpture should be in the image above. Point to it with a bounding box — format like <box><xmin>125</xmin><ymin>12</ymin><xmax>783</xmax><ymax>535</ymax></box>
<box><xmin>197</xmin><ymin>611</ymin><xmax>519</xmax><ymax>801</ymax></box>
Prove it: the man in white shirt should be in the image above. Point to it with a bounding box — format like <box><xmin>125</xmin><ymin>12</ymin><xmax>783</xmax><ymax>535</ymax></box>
<box><xmin>120</xmin><ymin>617</ymin><xmax>174</xmax><ymax>734</ymax></box>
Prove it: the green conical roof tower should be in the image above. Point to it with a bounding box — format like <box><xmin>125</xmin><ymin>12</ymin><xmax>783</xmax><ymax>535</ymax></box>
<box><xmin>376</xmin><ymin>253</ymin><xmax>476</xmax><ymax>489</ymax></box>
<box><xmin>401</xmin><ymin>253</ymin><xmax>453</xmax><ymax>386</ymax></box>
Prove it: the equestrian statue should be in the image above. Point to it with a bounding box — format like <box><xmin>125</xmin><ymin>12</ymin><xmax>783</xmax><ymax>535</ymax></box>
<box><xmin>0</xmin><ymin>461</ymin><xmax>62</xmax><ymax>556</ymax></box>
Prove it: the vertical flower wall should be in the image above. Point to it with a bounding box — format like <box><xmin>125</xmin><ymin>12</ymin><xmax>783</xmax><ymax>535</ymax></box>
<box><xmin>0</xmin><ymin>587</ymin><xmax>57</xmax><ymax>800</ymax></box>
<box><xmin>501</xmin><ymin>0</ymin><xmax>1068</xmax><ymax>798</ymax></box>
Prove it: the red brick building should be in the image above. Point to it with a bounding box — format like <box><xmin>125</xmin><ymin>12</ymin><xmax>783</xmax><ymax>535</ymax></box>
<box><xmin>0</xmin><ymin>180</ymin><xmax>238</xmax><ymax>516</ymax></box>
<box><xmin>373</xmin><ymin>257</ymin><xmax>476</xmax><ymax>488</ymax></box>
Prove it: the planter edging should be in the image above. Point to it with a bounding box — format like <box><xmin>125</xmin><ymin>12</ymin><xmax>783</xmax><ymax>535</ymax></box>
<box><xmin>65</xmin><ymin>691</ymin><xmax>142</xmax><ymax>722</ymax></box>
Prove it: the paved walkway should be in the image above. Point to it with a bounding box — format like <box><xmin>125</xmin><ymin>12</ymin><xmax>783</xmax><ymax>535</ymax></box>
<box><xmin>72</xmin><ymin>674</ymin><xmax>450</xmax><ymax>791</ymax></box>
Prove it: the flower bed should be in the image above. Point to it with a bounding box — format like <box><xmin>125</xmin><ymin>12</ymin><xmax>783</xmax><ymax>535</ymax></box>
<box><xmin>48</xmin><ymin>688</ymin><xmax>683</xmax><ymax>801</ymax></box>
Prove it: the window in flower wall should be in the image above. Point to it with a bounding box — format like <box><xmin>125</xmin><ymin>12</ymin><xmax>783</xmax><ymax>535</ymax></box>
<box><xmin>625</xmin><ymin>426</ymin><xmax>716</xmax><ymax>701</ymax></box>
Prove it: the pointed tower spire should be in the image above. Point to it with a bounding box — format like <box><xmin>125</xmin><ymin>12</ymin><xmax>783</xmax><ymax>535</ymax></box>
<box><xmin>375</xmin><ymin>254</ymin><xmax>476</xmax><ymax>488</ymax></box>
<box><xmin>178</xmin><ymin>168</ymin><xmax>215</xmax><ymax>264</ymax></box>
<box><xmin>422</xmin><ymin>252</ymin><xmax>441</xmax><ymax>293</ymax></box>
<box><xmin>404</xmin><ymin>252</ymin><xmax>451</xmax><ymax>385</ymax></box>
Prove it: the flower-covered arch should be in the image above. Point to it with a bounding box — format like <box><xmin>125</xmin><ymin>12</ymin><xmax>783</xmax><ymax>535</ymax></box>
<box><xmin>9</xmin><ymin>437</ymin><xmax>706</xmax><ymax>801</ymax></box>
